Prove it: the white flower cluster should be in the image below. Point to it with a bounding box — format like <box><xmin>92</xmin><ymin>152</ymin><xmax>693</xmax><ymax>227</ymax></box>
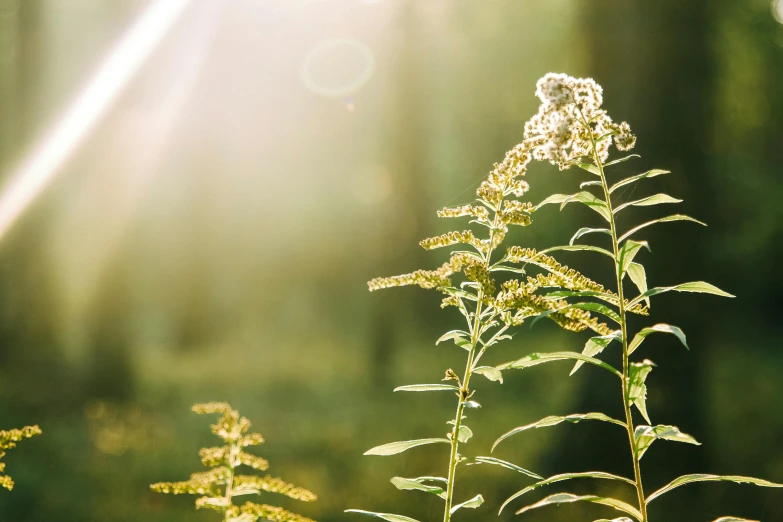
<box><xmin>523</xmin><ymin>73</ymin><xmax>636</xmax><ymax>169</ymax></box>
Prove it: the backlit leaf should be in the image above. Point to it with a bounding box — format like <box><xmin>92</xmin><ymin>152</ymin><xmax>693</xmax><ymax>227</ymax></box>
<box><xmin>364</xmin><ymin>438</ymin><xmax>449</xmax><ymax>456</ymax></box>
<box><xmin>570</xmin><ymin>227</ymin><xmax>611</xmax><ymax>246</ymax></box>
<box><xmin>627</xmin><ymin>360</ymin><xmax>655</xmax><ymax>424</ymax></box>
<box><xmin>626</xmin><ymin>262</ymin><xmax>649</xmax><ymax>307</ymax></box>
<box><xmin>605</xmin><ymin>154</ymin><xmax>641</xmax><ymax>166</ymax></box>
<box><xmin>571</xmin><ymin>332</ymin><xmax>621</xmax><ymax>376</ymax></box>
<box><xmin>463</xmin><ymin>456</ymin><xmax>542</xmax><ymax>479</ymax></box>
<box><xmin>473</xmin><ymin>366</ymin><xmax>503</xmax><ymax>383</ymax></box>
<box><xmin>609</xmin><ymin>169</ymin><xmax>670</xmax><ymax>194</ymax></box>
<box><xmin>496</xmin><ymin>352</ymin><xmax>621</xmax><ymax>378</ymax></box>
<box><xmin>393</xmin><ymin>384</ymin><xmax>459</xmax><ymax>393</ymax></box>
<box><xmin>618</xmin><ymin>214</ymin><xmax>706</xmax><ymax>243</ymax></box>
<box><xmin>450</xmin><ymin>494</ymin><xmax>483</xmax><ymax>514</ymax></box>
<box><xmin>499</xmin><ymin>472</ymin><xmax>636</xmax><ymax>514</ymax></box>
<box><xmin>541</xmin><ymin>244</ymin><xmax>615</xmax><ymax>259</ymax></box>
<box><xmin>345</xmin><ymin>510</ymin><xmax>421</xmax><ymax>522</ymax></box>
<box><xmin>646</xmin><ymin>474</ymin><xmax>783</xmax><ymax>503</ymax></box>
<box><xmin>390</xmin><ymin>477</ymin><xmax>445</xmax><ymax>498</ymax></box>
<box><xmin>513</xmin><ymin>492</ymin><xmax>642</xmax><ymax>520</ymax></box>
<box><xmin>634</xmin><ymin>425</ymin><xmax>700</xmax><ymax>460</ymax></box>
<box><xmin>618</xmin><ymin>240</ymin><xmax>649</xmax><ymax>279</ymax></box>
<box><xmin>493</xmin><ymin>412</ymin><xmax>625</xmax><ymax>451</ymax></box>
<box><xmin>628</xmin><ymin>281</ymin><xmax>734</xmax><ymax>307</ymax></box>
<box><xmin>628</xmin><ymin>324</ymin><xmax>687</xmax><ymax>355</ymax></box>
<box><xmin>613</xmin><ymin>193</ymin><xmax>682</xmax><ymax>214</ymax></box>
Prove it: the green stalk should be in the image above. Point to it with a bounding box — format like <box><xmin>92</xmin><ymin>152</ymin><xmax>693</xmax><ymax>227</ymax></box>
<box><xmin>588</xmin><ymin>129</ymin><xmax>648</xmax><ymax>522</ymax></box>
<box><xmin>223</xmin><ymin>440</ymin><xmax>238</xmax><ymax>522</ymax></box>
<box><xmin>442</xmin><ymin>206</ymin><xmax>502</xmax><ymax>522</ymax></box>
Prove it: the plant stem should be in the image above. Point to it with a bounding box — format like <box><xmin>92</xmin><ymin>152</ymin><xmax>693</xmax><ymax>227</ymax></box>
<box><xmin>442</xmin><ymin>206</ymin><xmax>502</xmax><ymax>522</ymax></box>
<box><xmin>223</xmin><ymin>440</ymin><xmax>238</xmax><ymax>522</ymax></box>
<box><xmin>589</xmin><ymin>131</ymin><xmax>648</xmax><ymax>522</ymax></box>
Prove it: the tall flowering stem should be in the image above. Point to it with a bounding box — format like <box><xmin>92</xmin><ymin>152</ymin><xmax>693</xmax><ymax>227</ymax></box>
<box><xmin>492</xmin><ymin>73</ymin><xmax>783</xmax><ymax>522</ymax></box>
<box><xmin>349</xmin><ymin>136</ymin><xmax>614</xmax><ymax>522</ymax></box>
<box><xmin>151</xmin><ymin>402</ymin><xmax>317</xmax><ymax>522</ymax></box>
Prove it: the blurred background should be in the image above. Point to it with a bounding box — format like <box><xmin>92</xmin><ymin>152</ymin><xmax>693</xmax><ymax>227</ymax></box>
<box><xmin>0</xmin><ymin>0</ymin><xmax>781</xmax><ymax>520</ymax></box>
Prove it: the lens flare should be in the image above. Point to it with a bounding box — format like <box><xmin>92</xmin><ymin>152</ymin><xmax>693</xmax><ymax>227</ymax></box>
<box><xmin>0</xmin><ymin>0</ymin><xmax>191</xmax><ymax>240</ymax></box>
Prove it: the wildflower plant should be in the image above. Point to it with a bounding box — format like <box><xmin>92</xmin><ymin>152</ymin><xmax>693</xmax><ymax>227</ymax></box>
<box><xmin>151</xmin><ymin>402</ymin><xmax>316</xmax><ymax>522</ymax></box>
<box><xmin>349</xmin><ymin>137</ymin><xmax>628</xmax><ymax>522</ymax></box>
<box><xmin>0</xmin><ymin>424</ymin><xmax>41</xmax><ymax>491</ymax></box>
<box><xmin>490</xmin><ymin>73</ymin><xmax>783</xmax><ymax>521</ymax></box>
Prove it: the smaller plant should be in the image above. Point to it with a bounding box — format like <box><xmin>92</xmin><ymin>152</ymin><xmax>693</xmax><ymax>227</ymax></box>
<box><xmin>0</xmin><ymin>424</ymin><xmax>41</xmax><ymax>491</ymax></box>
<box><xmin>151</xmin><ymin>402</ymin><xmax>316</xmax><ymax>522</ymax></box>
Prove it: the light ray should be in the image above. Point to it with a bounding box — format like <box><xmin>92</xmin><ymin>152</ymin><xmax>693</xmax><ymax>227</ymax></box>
<box><xmin>0</xmin><ymin>0</ymin><xmax>192</xmax><ymax>240</ymax></box>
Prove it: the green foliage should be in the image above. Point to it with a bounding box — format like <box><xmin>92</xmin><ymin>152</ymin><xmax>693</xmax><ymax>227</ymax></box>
<box><xmin>490</xmin><ymin>73</ymin><xmax>782</xmax><ymax>521</ymax></box>
<box><xmin>355</xmin><ymin>122</ymin><xmax>620</xmax><ymax>522</ymax></box>
<box><xmin>0</xmin><ymin>425</ymin><xmax>41</xmax><ymax>491</ymax></box>
<box><xmin>150</xmin><ymin>402</ymin><xmax>316</xmax><ymax>522</ymax></box>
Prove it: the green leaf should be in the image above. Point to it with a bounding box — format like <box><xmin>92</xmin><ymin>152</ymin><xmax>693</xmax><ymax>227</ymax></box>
<box><xmin>628</xmin><ymin>324</ymin><xmax>687</xmax><ymax>355</ymax></box>
<box><xmin>627</xmin><ymin>360</ymin><xmax>655</xmax><ymax>424</ymax></box>
<box><xmin>493</xmin><ymin>412</ymin><xmax>625</xmax><ymax>451</ymax></box>
<box><xmin>463</xmin><ymin>456</ymin><xmax>542</xmax><ymax>479</ymax></box>
<box><xmin>435</xmin><ymin>330</ymin><xmax>469</xmax><ymax>346</ymax></box>
<box><xmin>618</xmin><ymin>240</ymin><xmax>650</xmax><ymax>279</ymax></box>
<box><xmin>604</xmin><ymin>154</ymin><xmax>641</xmax><ymax>166</ymax></box>
<box><xmin>628</xmin><ymin>281</ymin><xmax>735</xmax><ymax>307</ymax></box>
<box><xmin>394</xmin><ymin>384</ymin><xmax>459</xmax><ymax>393</ymax></box>
<box><xmin>634</xmin><ymin>425</ymin><xmax>700</xmax><ymax>460</ymax></box>
<box><xmin>496</xmin><ymin>352</ymin><xmax>622</xmax><ymax>378</ymax></box>
<box><xmin>569</xmin><ymin>227</ymin><xmax>611</xmax><ymax>246</ymax></box>
<box><xmin>456</xmin><ymin>425</ymin><xmax>473</xmax><ymax>443</ymax></box>
<box><xmin>571</xmin><ymin>332</ymin><xmax>622</xmax><ymax>376</ymax></box>
<box><xmin>573</xmin><ymin>161</ymin><xmax>601</xmax><ymax>176</ymax></box>
<box><xmin>464</xmin><ymin>400</ymin><xmax>481</xmax><ymax>409</ymax></box>
<box><xmin>567</xmin><ymin>302</ymin><xmax>621</xmax><ymax>324</ymax></box>
<box><xmin>390</xmin><ymin>477</ymin><xmax>445</xmax><ymax>498</ymax></box>
<box><xmin>499</xmin><ymin>472</ymin><xmax>636</xmax><ymax>514</ymax></box>
<box><xmin>535</xmin><ymin>193</ymin><xmax>576</xmax><ymax>210</ymax></box>
<box><xmin>473</xmin><ymin>366</ymin><xmax>503</xmax><ymax>383</ymax></box>
<box><xmin>618</xmin><ymin>214</ymin><xmax>706</xmax><ymax>243</ymax></box>
<box><xmin>711</xmin><ymin>518</ymin><xmax>759</xmax><ymax>522</ymax></box>
<box><xmin>594</xmin><ymin>519</ymin><xmax>635</xmax><ymax>522</ymax></box>
<box><xmin>364</xmin><ymin>438</ymin><xmax>450</xmax><ymax>456</ymax></box>
<box><xmin>614</xmin><ymin>193</ymin><xmax>682</xmax><ymax>214</ymax></box>
<box><xmin>559</xmin><ymin>191</ymin><xmax>611</xmax><ymax>221</ymax></box>
<box><xmin>490</xmin><ymin>265</ymin><xmax>527</xmax><ymax>275</ymax></box>
<box><xmin>541</xmin><ymin>244</ymin><xmax>615</xmax><ymax>259</ymax></box>
<box><xmin>609</xmin><ymin>169</ymin><xmax>670</xmax><ymax>194</ymax></box>
<box><xmin>345</xmin><ymin>510</ymin><xmax>421</xmax><ymax>522</ymax></box>
<box><xmin>626</xmin><ymin>262</ymin><xmax>649</xmax><ymax>307</ymax></box>
<box><xmin>513</xmin><ymin>492</ymin><xmax>642</xmax><ymax>520</ymax></box>
<box><xmin>580</xmin><ymin>180</ymin><xmax>604</xmax><ymax>189</ymax></box>
<box><xmin>450</xmin><ymin>494</ymin><xmax>484</xmax><ymax>514</ymax></box>
<box><xmin>646</xmin><ymin>474</ymin><xmax>783</xmax><ymax>503</ymax></box>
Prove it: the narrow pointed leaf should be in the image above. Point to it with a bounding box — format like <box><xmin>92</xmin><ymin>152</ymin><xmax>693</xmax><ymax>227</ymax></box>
<box><xmin>628</xmin><ymin>324</ymin><xmax>687</xmax><ymax>355</ymax></box>
<box><xmin>614</xmin><ymin>193</ymin><xmax>682</xmax><ymax>214</ymax></box>
<box><xmin>435</xmin><ymin>330</ymin><xmax>469</xmax><ymax>346</ymax></box>
<box><xmin>450</xmin><ymin>494</ymin><xmax>484</xmax><ymax>514</ymax></box>
<box><xmin>627</xmin><ymin>360</ymin><xmax>655</xmax><ymax>424</ymax></box>
<box><xmin>345</xmin><ymin>510</ymin><xmax>421</xmax><ymax>522</ymax></box>
<box><xmin>559</xmin><ymin>191</ymin><xmax>611</xmax><ymax>221</ymax></box>
<box><xmin>394</xmin><ymin>384</ymin><xmax>459</xmax><ymax>393</ymax></box>
<box><xmin>473</xmin><ymin>366</ymin><xmax>503</xmax><ymax>383</ymax></box>
<box><xmin>626</xmin><ymin>262</ymin><xmax>649</xmax><ymax>307</ymax></box>
<box><xmin>618</xmin><ymin>240</ymin><xmax>649</xmax><ymax>279</ymax></box>
<box><xmin>605</xmin><ymin>154</ymin><xmax>641</xmax><ymax>166</ymax></box>
<box><xmin>499</xmin><ymin>472</ymin><xmax>636</xmax><ymax>514</ymax></box>
<box><xmin>541</xmin><ymin>244</ymin><xmax>615</xmax><ymax>259</ymax></box>
<box><xmin>571</xmin><ymin>332</ymin><xmax>621</xmax><ymax>376</ymax></box>
<box><xmin>618</xmin><ymin>214</ymin><xmax>706</xmax><ymax>243</ymax></box>
<box><xmin>514</xmin><ymin>492</ymin><xmax>642</xmax><ymax>520</ymax></box>
<box><xmin>580</xmin><ymin>180</ymin><xmax>603</xmax><ymax>189</ymax></box>
<box><xmin>567</xmin><ymin>302</ymin><xmax>621</xmax><ymax>324</ymax></box>
<box><xmin>711</xmin><ymin>518</ymin><xmax>759</xmax><ymax>522</ymax></box>
<box><xmin>570</xmin><ymin>227</ymin><xmax>611</xmax><ymax>246</ymax></box>
<box><xmin>609</xmin><ymin>169</ymin><xmax>670</xmax><ymax>194</ymax></box>
<box><xmin>390</xmin><ymin>477</ymin><xmax>445</xmax><ymax>498</ymax></box>
<box><xmin>464</xmin><ymin>456</ymin><xmax>542</xmax><ymax>479</ymax></box>
<box><xmin>496</xmin><ymin>352</ymin><xmax>621</xmax><ymax>378</ymax></box>
<box><xmin>629</xmin><ymin>281</ymin><xmax>735</xmax><ymax>307</ymax></box>
<box><xmin>536</xmin><ymin>193</ymin><xmax>576</xmax><ymax>210</ymax></box>
<box><xmin>634</xmin><ymin>425</ymin><xmax>700</xmax><ymax>460</ymax></box>
<box><xmin>493</xmin><ymin>412</ymin><xmax>625</xmax><ymax>451</ymax></box>
<box><xmin>574</xmin><ymin>161</ymin><xmax>601</xmax><ymax>176</ymax></box>
<box><xmin>647</xmin><ymin>474</ymin><xmax>783</xmax><ymax>503</ymax></box>
<box><xmin>364</xmin><ymin>438</ymin><xmax>449</xmax><ymax>456</ymax></box>
<box><xmin>594</xmin><ymin>519</ymin><xmax>635</xmax><ymax>522</ymax></box>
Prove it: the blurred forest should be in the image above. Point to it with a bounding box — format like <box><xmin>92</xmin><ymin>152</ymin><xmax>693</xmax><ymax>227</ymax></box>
<box><xmin>0</xmin><ymin>0</ymin><xmax>781</xmax><ymax>521</ymax></box>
